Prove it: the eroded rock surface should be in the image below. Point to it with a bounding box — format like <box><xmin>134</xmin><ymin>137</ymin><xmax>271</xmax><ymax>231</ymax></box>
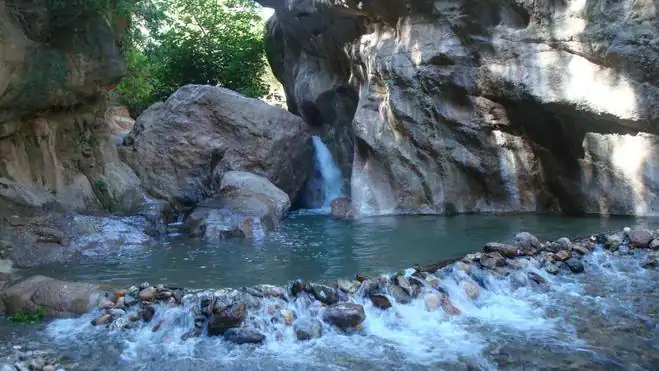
<box><xmin>260</xmin><ymin>0</ymin><xmax>659</xmax><ymax>216</ymax></box>
<box><xmin>120</xmin><ymin>85</ymin><xmax>313</xmax><ymax>206</ymax></box>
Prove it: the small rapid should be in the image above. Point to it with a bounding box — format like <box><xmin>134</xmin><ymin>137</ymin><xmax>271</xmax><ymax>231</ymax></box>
<box><xmin>22</xmin><ymin>231</ymin><xmax>659</xmax><ymax>371</ymax></box>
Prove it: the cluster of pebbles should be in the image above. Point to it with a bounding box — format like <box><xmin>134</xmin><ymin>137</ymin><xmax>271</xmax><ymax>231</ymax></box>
<box><xmin>85</xmin><ymin>228</ymin><xmax>658</xmax><ymax>346</ymax></box>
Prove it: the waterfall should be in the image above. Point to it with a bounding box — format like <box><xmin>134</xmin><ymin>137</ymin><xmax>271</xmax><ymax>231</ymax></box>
<box><xmin>311</xmin><ymin>135</ymin><xmax>343</xmax><ymax>207</ymax></box>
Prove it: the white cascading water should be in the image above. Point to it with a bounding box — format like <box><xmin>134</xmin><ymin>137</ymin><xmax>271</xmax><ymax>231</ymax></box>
<box><xmin>311</xmin><ymin>135</ymin><xmax>343</xmax><ymax>208</ymax></box>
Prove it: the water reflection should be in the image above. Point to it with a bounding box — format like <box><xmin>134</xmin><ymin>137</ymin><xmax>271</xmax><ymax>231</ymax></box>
<box><xmin>26</xmin><ymin>214</ymin><xmax>659</xmax><ymax>289</ymax></box>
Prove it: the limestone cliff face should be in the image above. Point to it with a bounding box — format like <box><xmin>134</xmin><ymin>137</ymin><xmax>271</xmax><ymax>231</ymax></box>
<box><xmin>260</xmin><ymin>0</ymin><xmax>659</xmax><ymax>216</ymax></box>
<box><xmin>0</xmin><ymin>0</ymin><xmax>145</xmax><ymax>212</ymax></box>
<box><xmin>0</xmin><ymin>1</ymin><xmax>161</xmax><ymax>267</ymax></box>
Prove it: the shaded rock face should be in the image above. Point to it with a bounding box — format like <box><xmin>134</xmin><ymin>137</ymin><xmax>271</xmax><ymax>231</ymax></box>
<box><xmin>0</xmin><ymin>275</ymin><xmax>103</xmax><ymax>316</ymax></box>
<box><xmin>120</xmin><ymin>85</ymin><xmax>313</xmax><ymax>206</ymax></box>
<box><xmin>260</xmin><ymin>0</ymin><xmax>659</xmax><ymax>216</ymax></box>
<box><xmin>184</xmin><ymin>171</ymin><xmax>291</xmax><ymax>240</ymax></box>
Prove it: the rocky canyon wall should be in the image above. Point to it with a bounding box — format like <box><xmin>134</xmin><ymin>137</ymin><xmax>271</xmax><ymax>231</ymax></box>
<box><xmin>0</xmin><ymin>1</ymin><xmax>161</xmax><ymax>267</ymax></box>
<box><xmin>260</xmin><ymin>0</ymin><xmax>659</xmax><ymax>216</ymax></box>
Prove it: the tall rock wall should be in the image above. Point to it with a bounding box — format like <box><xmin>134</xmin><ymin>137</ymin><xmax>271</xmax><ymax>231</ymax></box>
<box><xmin>260</xmin><ymin>0</ymin><xmax>659</xmax><ymax>216</ymax></box>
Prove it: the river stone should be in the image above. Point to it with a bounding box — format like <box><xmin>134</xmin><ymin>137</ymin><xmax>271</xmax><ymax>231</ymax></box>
<box><xmin>606</xmin><ymin>234</ymin><xmax>624</xmax><ymax>250</ymax></box>
<box><xmin>91</xmin><ymin>313</ymin><xmax>112</xmax><ymax>326</ymax></box>
<box><xmin>140</xmin><ymin>306</ymin><xmax>156</xmax><ymax>322</ymax></box>
<box><xmin>370</xmin><ymin>294</ymin><xmax>392</xmax><ymax>309</ymax></box>
<box><xmin>208</xmin><ymin>301</ymin><xmax>247</xmax><ymax>336</ymax></box>
<box><xmin>290</xmin><ymin>279</ymin><xmax>307</xmax><ymax>297</ymax></box>
<box><xmin>555</xmin><ymin>250</ymin><xmax>571</xmax><ymax>262</ymax></box>
<box><xmin>479</xmin><ymin>252</ymin><xmax>506</xmax><ymax>270</ymax></box>
<box><xmin>572</xmin><ymin>244</ymin><xmax>590</xmax><ymax>255</ymax></box>
<box><xmin>138</xmin><ymin>287</ymin><xmax>156</xmax><ymax>302</ymax></box>
<box><xmin>387</xmin><ymin>284</ymin><xmax>412</xmax><ymax>304</ymax></box>
<box><xmin>274</xmin><ymin>308</ymin><xmax>296</xmax><ymax>326</ymax></box>
<box><xmin>462</xmin><ymin>281</ymin><xmax>479</xmax><ymax>299</ymax></box>
<box><xmin>293</xmin><ymin>318</ymin><xmax>323</xmax><ymax>340</ymax></box>
<box><xmin>545</xmin><ymin>262</ymin><xmax>561</xmax><ymax>275</ymax></box>
<box><xmin>650</xmin><ymin>239</ymin><xmax>659</xmax><ymax>250</ymax></box>
<box><xmin>308</xmin><ymin>283</ymin><xmax>340</xmax><ymax>305</ymax></box>
<box><xmin>483</xmin><ymin>242</ymin><xmax>520</xmax><ymax>258</ymax></box>
<box><xmin>330</xmin><ymin>197</ymin><xmax>355</xmax><ymax>220</ymax></box>
<box><xmin>515</xmin><ymin>232</ymin><xmax>541</xmax><ymax>254</ymax></box>
<box><xmin>527</xmin><ymin>272</ymin><xmax>547</xmax><ymax>285</ymax></box>
<box><xmin>440</xmin><ymin>295</ymin><xmax>461</xmax><ymax>316</ymax></box>
<box><xmin>642</xmin><ymin>252</ymin><xmax>659</xmax><ymax>268</ymax></box>
<box><xmin>324</xmin><ymin>303</ymin><xmax>365</xmax><ymax>329</ymax></box>
<box><xmin>0</xmin><ymin>275</ymin><xmax>103</xmax><ymax>316</ymax></box>
<box><xmin>395</xmin><ymin>275</ymin><xmax>413</xmax><ymax>295</ymax></box>
<box><xmin>565</xmin><ymin>258</ymin><xmax>585</xmax><ymax>274</ymax></box>
<box><xmin>556</xmin><ymin>237</ymin><xmax>572</xmax><ymax>250</ymax></box>
<box><xmin>336</xmin><ymin>279</ymin><xmax>359</xmax><ymax>294</ymax></box>
<box><xmin>629</xmin><ymin>230</ymin><xmax>652</xmax><ymax>248</ymax></box>
<box><xmin>425</xmin><ymin>294</ymin><xmax>440</xmax><ymax>311</ymax></box>
<box><xmin>223</xmin><ymin>328</ymin><xmax>266</xmax><ymax>345</ymax></box>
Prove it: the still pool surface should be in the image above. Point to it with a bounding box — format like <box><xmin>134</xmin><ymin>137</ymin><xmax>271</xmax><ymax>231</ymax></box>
<box><xmin>22</xmin><ymin>213</ymin><xmax>659</xmax><ymax>288</ymax></box>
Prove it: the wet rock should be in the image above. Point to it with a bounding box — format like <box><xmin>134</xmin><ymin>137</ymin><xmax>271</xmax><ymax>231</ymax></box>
<box><xmin>629</xmin><ymin>230</ymin><xmax>652</xmax><ymax>248</ymax></box>
<box><xmin>138</xmin><ymin>282</ymin><xmax>151</xmax><ymax>290</ymax></box>
<box><xmin>330</xmin><ymin>197</ymin><xmax>355</xmax><ymax>220</ymax></box>
<box><xmin>127</xmin><ymin>286</ymin><xmax>139</xmax><ymax>297</ymax></box>
<box><xmin>336</xmin><ymin>279</ymin><xmax>359</xmax><ymax>294</ymax></box>
<box><xmin>440</xmin><ymin>294</ymin><xmax>461</xmax><ymax>316</ymax></box>
<box><xmin>395</xmin><ymin>275</ymin><xmax>413</xmax><ymax>295</ymax></box>
<box><xmin>128</xmin><ymin>312</ymin><xmax>141</xmax><ymax>322</ymax></box>
<box><xmin>290</xmin><ymin>279</ymin><xmax>307</xmax><ymax>297</ymax></box>
<box><xmin>387</xmin><ymin>284</ymin><xmax>412</xmax><ymax>304</ymax></box>
<box><xmin>98</xmin><ymin>298</ymin><xmax>115</xmax><ymax>310</ymax></box>
<box><xmin>545</xmin><ymin>262</ymin><xmax>561</xmax><ymax>275</ymax></box>
<box><xmin>565</xmin><ymin>258</ymin><xmax>585</xmax><ymax>273</ymax></box>
<box><xmin>556</xmin><ymin>237</ymin><xmax>572</xmax><ymax>251</ymax></box>
<box><xmin>208</xmin><ymin>301</ymin><xmax>246</xmax><ymax>336</ymax></box>
<box><xmin>650</xmin><ymin>239</ymin><xmax>659</xmax><ymax>250</ymax></box>
<box><xmin>181</xmin><ymin>328</ymin><xmax>203</xmax><ymax>342</ymax></box>
<box><xmin>223</xmin><ymin>328</ymin><xmax>265</xmax><ymax>345</ymax></box>
<box><xmin>308</xmin><ymin>283</ymin><xmax>340</xmax><ymax>305</ymax></box>
<box><xmin>462</xmin><ymin>281</ymin><xmax>479</xmax><ymax>300</ymax></box>
<box><xmin>355</xmin><ymin>273</ymin><xmax>368</xmax><ymax>283</ymax></box>
<box><xmin>370</xmin><ymin>294</ymin><xmax>392</xmax><ymax>309</ymax></box>
<box><xmin>324</xmin><ymin>303</ymin><xmax>366</xmax><ymax>329</ymax></box>
<box><xmin>425</xmin><ymin>294</ymin><xmax>440</xmax><ymax>311</ymax></box>
<box><xmin>511</xmin><ymin>272</ymin><xmax>530</xmax><ymax>288</ymax></box>
<box><xmin>91</xmin><ymin>313</ymin><xmax>112</xmax><ymax>326</ymax></box>
<box><xmin>572</xmin><ymin>244</ymin><xmax>590</xmax><ymax>255</ymax></box>
<box><xmin>483</xmin><ymin>242</ymin><xmax>520</xmax><ymax>258</ymax></box>
<box><xmin>515</xmin><ymin>232</ymin><xmax>541</xmax><ymax>254</ymax></box>
<box><xmin>140</xmin><ymin>306</ymin><xmax>156</xmax><ymax>322</ymax></box>
<box><xmin>273</xmin><ymin>308</ymin><xmax>296</xmax><ymax>326</ymax></box>
<box><xmin>606</xmin><ymin>234</ymin><xmax>624</xmax><ymax>250</ymax></box>
<box><xmin>1</xmin><ymin>276</ymin><xmax>103</xmax><ymax>316</ymax></box>
<box><xmin>294</xmin><ymin>318</ymin><xmax>323</xmax><ymax>340</ymax></box>
<box><xmin>479</xmin><ymin>252</ymin><xmax>506</xmax><ymax>270</ymax></box>
<box><xmin>114</xmin><ymin>296</ymin><xmax>125</xmax><ymax>309</ymax></box>
<box><xmin>642</xmin><ymin>252</ymin><xmax>659</xmax><ymax>268</ymax></box>
<box><xmin>555</xmin><ymin>250</ymin><xmax>571</xmax><ymax>261</ymax></box>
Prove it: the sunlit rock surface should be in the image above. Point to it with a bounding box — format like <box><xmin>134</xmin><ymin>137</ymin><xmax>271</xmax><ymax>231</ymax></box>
<box><xmin>260</xmin><ymin>0</ymin><xmax>659</xmax><ymax>216</ymax></box>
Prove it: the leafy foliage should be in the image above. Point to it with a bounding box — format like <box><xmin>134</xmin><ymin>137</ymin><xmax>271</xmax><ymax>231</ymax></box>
<box><xmin>8</xmin><ymin>306</ymin><xmax>47</xmax><ymax>324</ymax></box>
<box><xmin>115</xmin><ymin>0</ymin><xmax>269</xmax><ymax>112</ymax></box>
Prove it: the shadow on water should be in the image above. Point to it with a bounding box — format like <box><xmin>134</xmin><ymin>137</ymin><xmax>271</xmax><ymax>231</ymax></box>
<box><xmin>23</xmin><ymin>213</ymin><xmax>659</xmax><ymax>289</ymax></box>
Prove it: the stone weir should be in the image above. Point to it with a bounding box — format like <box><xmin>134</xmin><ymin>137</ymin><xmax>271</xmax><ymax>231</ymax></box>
<box><xmin>2</xmin><ymin>228</ymin><xmax>656</xmax><ymax>357</ymax></box>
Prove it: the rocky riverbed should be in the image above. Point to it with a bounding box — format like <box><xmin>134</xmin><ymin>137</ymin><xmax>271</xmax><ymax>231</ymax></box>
<box><xmin>1</xmin><ymin>227</ymin><xmax>658</xmax><ymax>370</ymax></box>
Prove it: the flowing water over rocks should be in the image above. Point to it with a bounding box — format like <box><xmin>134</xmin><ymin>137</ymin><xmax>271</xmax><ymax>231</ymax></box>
<box><xmin>1</xmin><ymin>225</ymin><xmax>658</xmax><ymax>370</ymax></box>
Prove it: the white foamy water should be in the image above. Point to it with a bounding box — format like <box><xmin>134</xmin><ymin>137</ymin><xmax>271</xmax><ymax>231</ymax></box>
<box><xmin>39</xmin><ymin>247</ymin><xmax>659</xmax><ymax>370</ymax></box>
<box><xmin>312</xmin><ymin>136</ymin><xmax>343</xmax><ymax>208</ymax></box>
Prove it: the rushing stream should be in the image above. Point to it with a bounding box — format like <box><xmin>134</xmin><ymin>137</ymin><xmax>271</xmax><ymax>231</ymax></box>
<box><xmin>1</xmin><ymin>214</ymin><xmax>659</xmax><ymax>370</ymax></box>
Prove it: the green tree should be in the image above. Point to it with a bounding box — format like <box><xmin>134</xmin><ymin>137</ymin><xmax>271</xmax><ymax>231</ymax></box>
<box><xmin>115</xmin><ymin>0</ymin><xmax>268</xmax><ymax>110</ymax></box>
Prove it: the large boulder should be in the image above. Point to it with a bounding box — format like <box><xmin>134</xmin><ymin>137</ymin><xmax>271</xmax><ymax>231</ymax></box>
<box><xmin>120</xmin><ymin>85</ymin><xmax>313</xmax><ymax>206</ymax></box>
<box><xmin>0</xmin><ymin>276</ymin><xmax>104</xmax><ymax>316</ymax></box>
<box><xmin>260</xmin><ymin>0</ymin><xmax>659</xmax><ymax>216</ymax></box>
<box><xmin>184</xmin><ymin>171</ymin><xmax>291</xmax><ymax>239</ymax></box>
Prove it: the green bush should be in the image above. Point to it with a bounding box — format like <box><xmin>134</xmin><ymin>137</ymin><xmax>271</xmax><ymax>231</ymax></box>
<box><xmin>115</xmin><ymin>0</ymin><xmax>269</xmax><ymax>113</ymax></box>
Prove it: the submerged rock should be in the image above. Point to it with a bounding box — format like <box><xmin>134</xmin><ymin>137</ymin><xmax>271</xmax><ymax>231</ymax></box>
<box><xmin>330</xmin><ymin>197</ymin><xmax>356</xmax><ymax>220</ymax></box>
<box><xmin>650</xmin><ymin>239</ymin><xmax>659</xmax><ymax>250</ymax></box>
<box><xmin>642</xmin><ymin>253</ymin><xmax>659</xmax><ymax>268</ymax></box>
<box><xmin>370</xmin><ymin>294</ymin><xmax>392</xmax><ymax>309</ymax></box>
<box><xmin>324</xmin><ymin>303</ymin><xmax>365</xmax><ymax>329</ymax></box>
<box><xmin>462</xmin><ymin>281</ymin><xmax>480</xmax><ymax>300</ymax></box>
<box><xmin>223</xmin><ymin>328</ymin><xmax>265</xmax><ymax>345</ymax></box>
<box><xmin>294</xmin><ymin>318</ymin><xmax>324</xmax><ymax>340</ymax></box>
<box><xmin>565</xmin><ymin>258</ymin><xmax>585</xmax><ymax>274</ymax></box>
